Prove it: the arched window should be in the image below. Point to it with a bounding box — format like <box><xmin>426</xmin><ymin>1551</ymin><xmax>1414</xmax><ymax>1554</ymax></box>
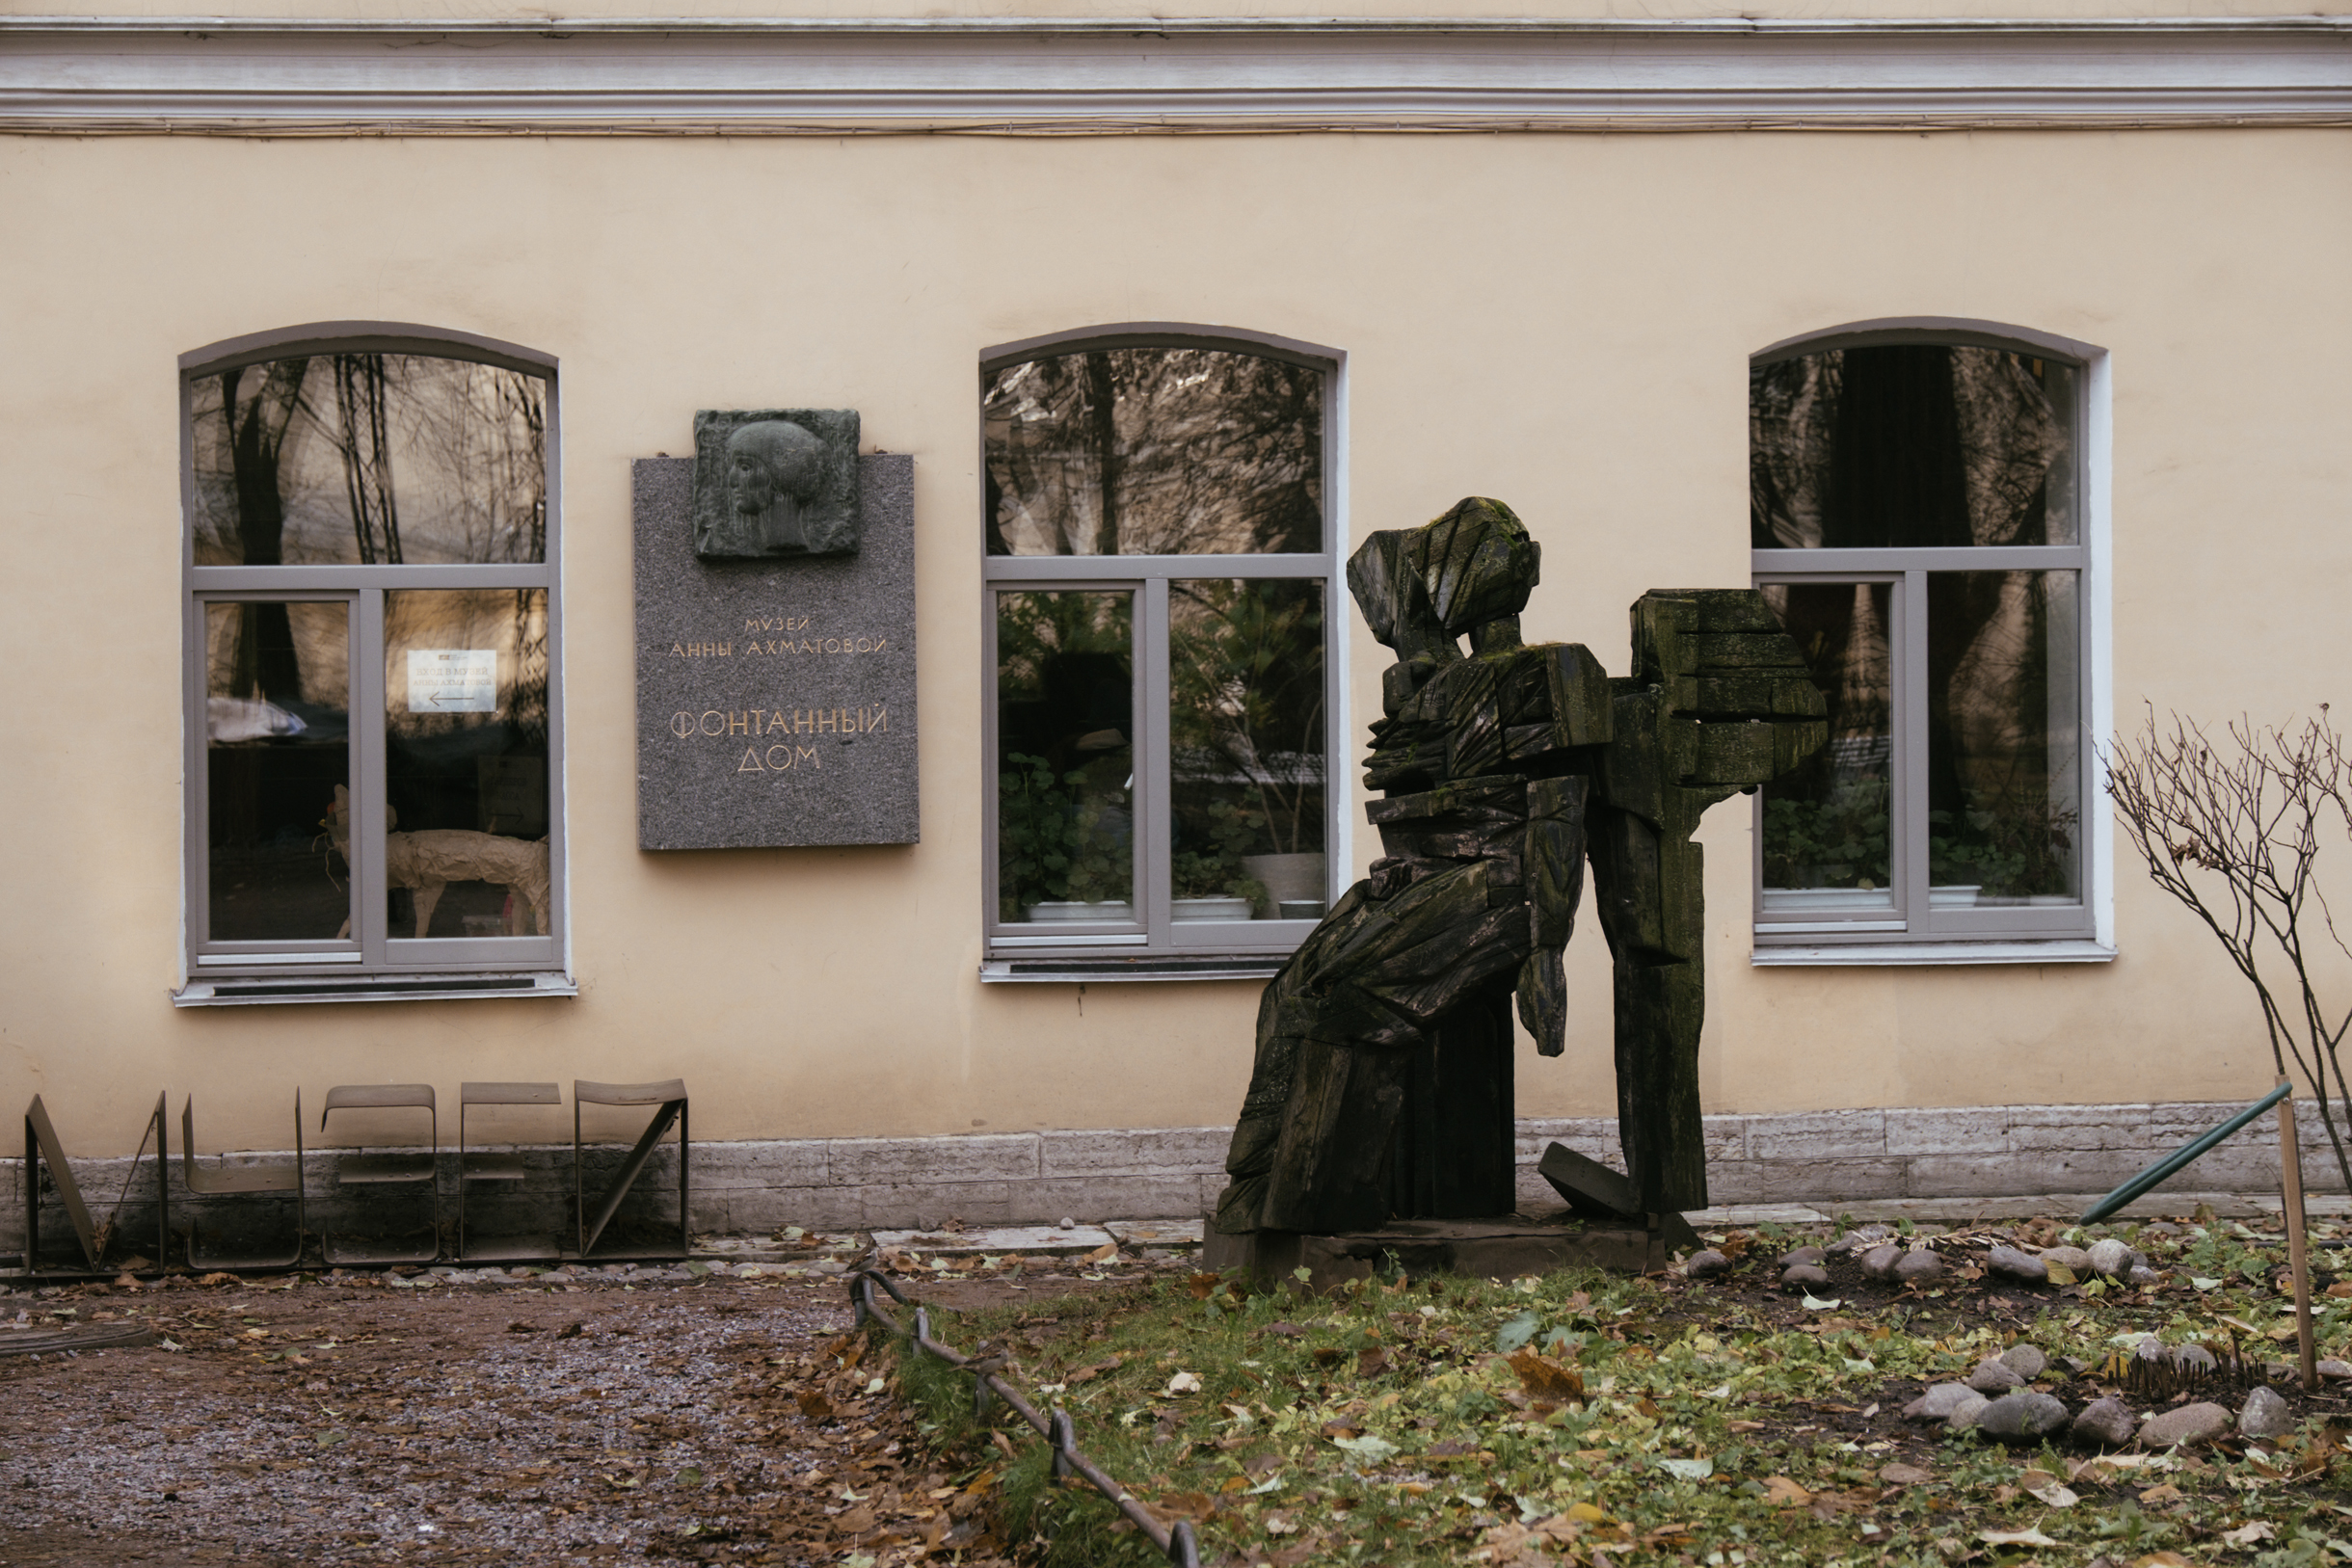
<box><xmin>979</xmin><ymin>330</ymin><xmax>1340</xmax><ymax>975</ymax></box>
<box><xmin>1750</xmin><ymin>323</ymin><xmax>2100</xmax><ymax>954</ymax></box>
<box><xmin>179</xmin><ymin>325</ymin><xmax>567</xmax><ymax>1001</ymax></box>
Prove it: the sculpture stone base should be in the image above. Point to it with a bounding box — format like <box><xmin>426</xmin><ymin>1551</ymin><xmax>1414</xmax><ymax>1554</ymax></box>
<box><xmin>1200</xmin><ymin>1208</ymin><xmax>1668</xmax><ymax>1291</ymax></box>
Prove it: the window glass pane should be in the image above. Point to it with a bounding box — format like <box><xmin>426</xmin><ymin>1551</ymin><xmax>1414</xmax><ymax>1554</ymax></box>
<box><xmin>996</xmin><ymin>591</ymin><xmax>1136</xmax><ymax>923</ymax></box>
<box><xmin>1927</xmin><ymin>571</ymin><xmax>2081</xmax><ymax>907</ymax></box>
<box><xmin>1751</xmin><ymin>346</ymin><xmax>2076</xmax><ymax>550</ymax></box>
<box><xmin>1758</xmin><ymin>583</ymin><xmax>1895</xmax><ymax>914</ymax></box>
<box><xmin>192</xmin><ymin>355</ymin><xmax>548</xmax><ymax>566</ymax></box>
<box><xmin>383</xmin><ymin>589</ymin><xmax>553</xmax><ymax>939</ymax></box>
<box><xmin>1169</xmin><ymin>579</ymin><xmax>1327</xmax><ymax>920</ymax></box>
<box><xmin>205</xmin><ymin>600</ymin><xmax>352</xmax><ymax>941</ymax></box>
<box><xmin>983</xmin><ymin>348</ymin><xmax>1322</xmax><ymax>556</ymax></box>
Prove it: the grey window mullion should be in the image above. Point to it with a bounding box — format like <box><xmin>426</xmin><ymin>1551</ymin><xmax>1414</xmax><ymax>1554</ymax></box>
<box><xmin>355</xmin><ymin>587</ymin><xmax>389</xmax><ymax>965</ymax></box>
<box><xmin>1751</xmin><ymin>546</ymin><xmax>2085</xmax><ymax>576</ymax></box>
<box><xmin>1898</xmin><ymin>569</ymin><xmax>1931</xmax><ymax>930</ymax></box>
<box><xmin>1141</xmin><ymin>578</ymin><xmax>1173</xmax><ymax>950</ymax></box>
<box><xmin>192</xmin><ymin>565</ymin><xmax>551</xmax><ymax>594</ymax></box>
<box><xmin>982</xmin><ymin>553</ymin><xmax>1327</xmax><ymax>583</ymax></box>
<box><xmin>980</xmin><ymin>585</ymin><xmax>1005</xmax><ymax>936</ymax></box>
<box><xmin>182</xmin><ymin>591</ymin><xmax>210</xmax><ymax>952</ymax></box>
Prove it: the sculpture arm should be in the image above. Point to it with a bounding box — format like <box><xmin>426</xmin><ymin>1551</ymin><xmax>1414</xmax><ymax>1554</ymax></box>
<box><xmin>1514</xmin><ymin>775</ymin><xmax>1590</xmax><ymax>1056</ymax></box>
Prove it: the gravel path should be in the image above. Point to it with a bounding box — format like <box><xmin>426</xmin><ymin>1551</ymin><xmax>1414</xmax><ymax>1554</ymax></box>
<box><xmin>0</xmin><ymin>1266</ymin><xmax>974</xmax><ymax>1567</ymax></box>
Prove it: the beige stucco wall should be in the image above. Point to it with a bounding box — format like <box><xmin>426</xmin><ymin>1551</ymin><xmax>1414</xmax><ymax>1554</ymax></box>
<box><xmin>23</xmin><ymin>0</ymin><xmax>2352</xmax><ymax>19</ymax></box>
<box><xmin>1</xmin><ymin>117</ymin><xmax>2345</xmax><ymax>1158</ymax></box>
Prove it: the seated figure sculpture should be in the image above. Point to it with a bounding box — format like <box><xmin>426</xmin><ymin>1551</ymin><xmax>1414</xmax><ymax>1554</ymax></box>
<box><xmin>1215</xmin><ymin>498</ymin><xmax>1829</xmax><ymax>1238</ymax></box>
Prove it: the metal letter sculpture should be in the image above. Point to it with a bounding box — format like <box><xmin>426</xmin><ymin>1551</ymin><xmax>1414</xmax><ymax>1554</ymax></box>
<box><xmin>1215</xmin><ymin>498</ymin><xmax>1829</xmax><ymax>1237</ymax></box>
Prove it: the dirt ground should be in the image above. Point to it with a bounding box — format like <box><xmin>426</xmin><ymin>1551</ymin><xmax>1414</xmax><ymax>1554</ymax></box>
<box><xmin>0</xmin><ymin>1262</ymin><xmax>1130</xmax><ymax>1568</ymax></box>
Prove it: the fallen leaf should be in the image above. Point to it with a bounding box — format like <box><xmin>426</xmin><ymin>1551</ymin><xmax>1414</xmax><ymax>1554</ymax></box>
<box><xmin>1066</xmin><ymin>1357</ymin><xmax>1122</xmax><ymax>1385</ymax></box>
<box><xmin>1802</xmin><ymin>1294</ymin><xmax>1843</xmax><ymax>1311</ymax></box>
<box><xmin>2130</xmin><ymin>1554</ymin><xmax>2193</xmax><ymax>1568</ymax></box>
<box><xmin>1083</xmin><ymin>1241</ymin><xmax>1119</xmax><ymax>1264</ymax></box>
<box><xmin>504</xmin><ymin>1321</ymin><xmax>538</xmax><ymax>1334</ymax></box>
<box><xmin>1311</xmin><ymin>1347</ymin><xmax>1346</xmax><ymax>1368</ymax></box>
<box><xmin>1879</xmin><ymin>1464</ymin><xmax>1933</xmax><ymax>1486</ymax></box>
<box><xmin>1356</xmin><ymin>1345</ymin><xmax>1391</xmax><ymax>1377</ymax></box>
<box><xmin>2222</xmin><ymin>1522</ymin><xmax>2277</xmax><ymax>1546</ymax></box>
<box><xmin>1495</xmin><ymin>1310</ymin><xmax>1542</xmax><ymax>1352</ymax></box>
<box><xmin>2020</xmin><ymin>1475</ymin><xmax>2078</xmax><ymax>1508</ymax></box>
<box><xmin>1331</xmin><ymin>1433</ymin><xmax>1400</xmax><ymax>1466</ymax></box>
<box><xmin>2137</xmin><ymin>1483</ymin><xmax>2185</xmax><ymax>1505</ymax></box>
<box><xmin>1980</xmin><ymin>1527</ymin><xmax>2061</xmax><ymax>1548</ymax></box>
<box><xmin>554</xmin><ymin>1322</ymin><xmax>583</xmax><ymax>1341</ymax></box>
<box><xmin>1165</xmin><ymin>1370</ymin><xmax>1202</xmax><ymax>1395</ymax></box>
<box><xmin>796</xmin><ymin>1388</ymin><xmax>836</xmax><ymax>1422</ymax></box>
<box><xmin>1505</xmin><ymin>1347</ymin><xmax>1586</xmax><ymax>1404</ymax></box>
<box><xmin>1762</xmin><ymin>1475</ymin><xmax>1812</xmax><ymax>1506</ymax></box>
<box><xmin>1654</xmin><ymin>1457</ymin><xmax>1713</xmax><ymax>1481</ymax></box>
<box><xmin>1185</xmin><ymin>1273</ymin><xmax>1222</xmax><ymax>1300</ymax></box>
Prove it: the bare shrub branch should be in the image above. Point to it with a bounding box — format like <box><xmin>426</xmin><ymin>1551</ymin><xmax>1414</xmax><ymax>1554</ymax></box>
<box><xmin>2106</xmin><ymin>705</ymin><xmax>2352</xmax><ymax>1192</ymax></box>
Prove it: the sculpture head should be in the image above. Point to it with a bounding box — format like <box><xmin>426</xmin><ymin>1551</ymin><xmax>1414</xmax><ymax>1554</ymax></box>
<box><xmin>1419</xmin><ymin>497</ymin><xmax>1538</xmax><ymax>650</ymax></box>
<box><xmin>726</xmin><ymin>420</ymin><xmax>827</xmax><ymax>546</ymax></box>
<box><xmin>1349</xmin><ymin>497</ymin><xmax>1540</xmax><ymax>668</ymax></box>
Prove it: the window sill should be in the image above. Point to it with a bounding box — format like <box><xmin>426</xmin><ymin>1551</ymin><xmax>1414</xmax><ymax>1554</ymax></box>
<box><xmin>1750</xmin><ymin>940</ymin><xmax>2114</xmax><ymax>967</ymax></box>
<box><xmin>173</xmin><ymin>972</ymin><xmax>577</xmax><ymax>1006</ymax></box>
<box><xmin>980</xmin><ymin>957</ymin><xmax>1285</xmax><ymax>983</ymax></box>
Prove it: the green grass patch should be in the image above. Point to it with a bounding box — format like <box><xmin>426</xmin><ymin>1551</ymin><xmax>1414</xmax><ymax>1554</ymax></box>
<box><xmin>872</xmin><ymin>1219</ymin><xmax>2352</xmax><ymax>1566</ymax></box>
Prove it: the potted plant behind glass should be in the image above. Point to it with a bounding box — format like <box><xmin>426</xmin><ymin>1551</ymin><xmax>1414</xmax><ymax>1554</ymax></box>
<box><xmin>1169</xmin><ymin>580</ymin><xmax>1327</xmax><ymax>918</ymax></box>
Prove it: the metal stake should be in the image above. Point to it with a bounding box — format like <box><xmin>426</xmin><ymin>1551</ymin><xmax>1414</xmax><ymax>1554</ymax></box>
<box><xmin>2278</xmin><ymin>1077</ymin><xmax>2318</xmax><ymax>1391</ymax></box>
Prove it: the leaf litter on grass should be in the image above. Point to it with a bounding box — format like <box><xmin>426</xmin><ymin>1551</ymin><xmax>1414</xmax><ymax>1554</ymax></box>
<box><xmin>873</xmin><ymin>1209</ymin><xmax>2352</xmax><ymax>1567</ymax></box>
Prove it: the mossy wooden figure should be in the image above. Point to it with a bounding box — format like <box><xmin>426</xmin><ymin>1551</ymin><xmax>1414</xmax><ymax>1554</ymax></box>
<box><xmin>1214</xmin><ymin>499</ymin><xmax>1826</xmax><ymax>1237</ymax></box>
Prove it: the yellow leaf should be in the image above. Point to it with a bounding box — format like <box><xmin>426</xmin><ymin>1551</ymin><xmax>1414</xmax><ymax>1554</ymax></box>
<box><xmin>1565</xmin><ymin>1502</ymin><xmax>1608</xmax><ymax>1523</ymax></box>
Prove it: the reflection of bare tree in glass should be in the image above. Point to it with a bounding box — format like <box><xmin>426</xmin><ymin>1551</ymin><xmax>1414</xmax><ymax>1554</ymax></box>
<box><xmin>1751</xmin><ymin>345</ymin><xmax>2077</xmax><ymax>896</ymax></box>
<box><xmin>985</xmin><ymin>348</ymin><xmax>1322</xmax><ymax>556</ymax></box>
<box><xmin>213</xmin><ymin>359</ymin><xmax>312</xmax><ymax>699</ymax></box>
<box><xmin>198</xmin><ymin>353</ymin><xmax>551</xmax><ymax>739</ymax></box>
<box><xmin>329</xmin><ymin>354</ymin><xmax>402</xmax><ymax>563</ymax></box>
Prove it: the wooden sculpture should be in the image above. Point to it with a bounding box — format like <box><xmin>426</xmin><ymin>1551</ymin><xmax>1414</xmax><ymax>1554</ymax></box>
<box><xmin>1214</xmin><ymin>498</ymin><xmax>1827</xmax><ymax>1237</ymax></box>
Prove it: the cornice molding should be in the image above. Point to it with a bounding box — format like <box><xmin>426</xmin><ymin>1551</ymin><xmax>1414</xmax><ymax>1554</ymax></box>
<box><xmin>4</xmin><ymin>14</ymin><xmax>2350</xmax><ymax>133</ymax></box>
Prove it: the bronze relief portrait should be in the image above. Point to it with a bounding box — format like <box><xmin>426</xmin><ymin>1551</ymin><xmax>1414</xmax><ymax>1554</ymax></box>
<box><xmin>691</xmin><ymin>409</ymin><xmax>861</xmax><ymax>560</ymax></box>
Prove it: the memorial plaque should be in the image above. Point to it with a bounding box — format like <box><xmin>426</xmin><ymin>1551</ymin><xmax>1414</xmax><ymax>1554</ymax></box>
<box><xmin>634</xmin><ymin>453</ymin><xmax>917</xmax><ymax>849</ymax></box>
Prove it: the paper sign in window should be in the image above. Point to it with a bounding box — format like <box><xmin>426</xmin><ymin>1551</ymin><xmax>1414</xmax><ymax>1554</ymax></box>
<box><xmin>407</xmin><ymin>650</ymin><xmax>497</xmax><ymax>713</ymax></box>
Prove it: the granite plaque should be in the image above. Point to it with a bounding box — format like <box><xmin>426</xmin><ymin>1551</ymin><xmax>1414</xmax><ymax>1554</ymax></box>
<box><xmin>635</xmin><ymin>454</ymin><xmax>917</xmax><ymax>849</ymax></box>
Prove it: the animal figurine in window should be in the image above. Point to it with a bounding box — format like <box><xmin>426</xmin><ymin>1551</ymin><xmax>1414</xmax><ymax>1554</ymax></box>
<box><xmin>324</xmin><ymin>784</ymin><xmax>551</xmax><ymax>940</ymax></box>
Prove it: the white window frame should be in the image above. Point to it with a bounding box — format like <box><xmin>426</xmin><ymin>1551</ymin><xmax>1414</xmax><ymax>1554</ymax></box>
<box><xmin>977</xmin><ymin>326</ymin><xmax>1349</xmax><ymax>979</ymax></box>
<box><xmin>1749</xmin><ymin>319</ymin><xmax>2115</xmax><ymax>967</ymax></box>
<box><xmin>175</xmin><ymin>322</ymin><xmax>571</xmax><ymax>1005</ymax></box>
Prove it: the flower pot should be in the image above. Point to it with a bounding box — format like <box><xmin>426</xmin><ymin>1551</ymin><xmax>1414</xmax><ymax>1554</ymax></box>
<box><xmin>1242</xmin><ymin>852</ymin><xmax>1326</xmax><ymax>919</ymax></box>
<box><xmin>1172</xmin><ymin>895</ymin><xmax>1254</xmax><ymax>922</ymax></box>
